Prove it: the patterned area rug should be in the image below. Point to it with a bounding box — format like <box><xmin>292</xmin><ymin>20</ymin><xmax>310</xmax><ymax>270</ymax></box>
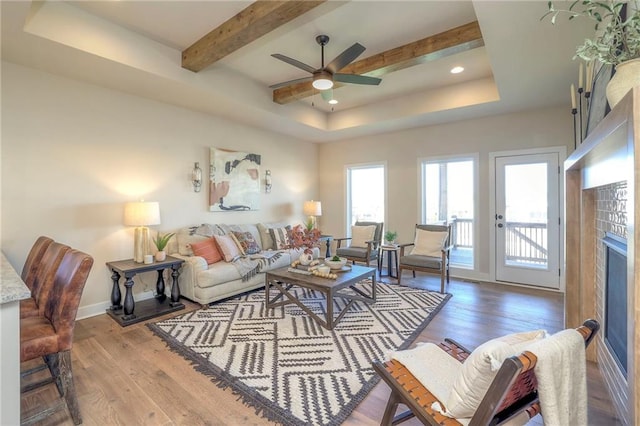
<box><xmin>148</xmin><ymin>281</ymin><xmax>450</xmax><ymax>426</ymax></box>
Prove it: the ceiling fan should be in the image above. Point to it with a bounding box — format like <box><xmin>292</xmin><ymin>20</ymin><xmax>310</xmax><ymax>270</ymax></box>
<box><xmin>269</xmin><ymin>35</ymin><xmax>382</xmax><ymax>91</ymax></box>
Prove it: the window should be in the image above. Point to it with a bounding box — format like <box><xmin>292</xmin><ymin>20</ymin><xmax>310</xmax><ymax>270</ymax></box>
<box><xmin>346</xmin><ymin>164</ymin><xmax>385</xmax><ymax>228</ymax></box>
<box><xmin>421</xmin><ymin>156</ymin><xmax>476</xmax><ymax>268</ymax></box>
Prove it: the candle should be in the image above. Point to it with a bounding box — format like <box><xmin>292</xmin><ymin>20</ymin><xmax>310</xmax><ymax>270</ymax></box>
<box><xmin>571</xmin><ymin>84</ymin><xmax>576</xmax><ymax>109</ymax></box>
<box><xmin>586</xmin><ymin>61</ymin><xmax>593</xmax><ymax>92</ymax></box>
<box><xmin>578</xmin><ymin>63</ymin><xmax>584</xmax><ymax>89</ymax></box>
<box><xmin>144</xmin><ymin>254</ymin><xmax>153</xmax><ymax>264</ymax></box>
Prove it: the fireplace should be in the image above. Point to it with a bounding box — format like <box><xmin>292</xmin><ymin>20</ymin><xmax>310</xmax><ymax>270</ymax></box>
<box><xmin>564</xmin><ymin>88</ymin><xmax>638</xmax><ymax>425</ymax></box>
<box><xmin>602</xmin><ymin>232</ymin><xmax>628</xmax><ymax>376</ymax></box>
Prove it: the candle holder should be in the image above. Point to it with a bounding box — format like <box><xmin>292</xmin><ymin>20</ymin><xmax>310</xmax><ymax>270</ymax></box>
<box><xmin>572</xmin><ymin>107</ymin><xmax>578</xmax><ymax>150</ymax></box>
<box><xmin>578</xmin><ymin>87</ymin><xmax>584</xmax><ymax>143</ymax></box>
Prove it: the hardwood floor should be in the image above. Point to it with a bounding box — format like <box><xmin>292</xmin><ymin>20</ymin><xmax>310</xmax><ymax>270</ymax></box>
<box><xmin>21</xmin><ymin>274</ymin><xmax>622</xmax><ymax>425</ymax></box>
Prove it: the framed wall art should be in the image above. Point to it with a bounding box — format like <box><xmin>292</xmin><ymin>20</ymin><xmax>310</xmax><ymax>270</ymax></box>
<box><xmin>209</xmin><ymin>148</ymin><xmax>261</xmax><ymax>212</ymax></box>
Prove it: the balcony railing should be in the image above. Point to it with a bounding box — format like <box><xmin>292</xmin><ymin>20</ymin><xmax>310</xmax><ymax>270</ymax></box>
<box><xmin>450</xmin><ymin>218</ymin><xmax>547</xmax><ymax>265</ymax></box>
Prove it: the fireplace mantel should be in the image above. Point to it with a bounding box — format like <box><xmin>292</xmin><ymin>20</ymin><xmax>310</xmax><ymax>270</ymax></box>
<box><xmin>565</xmin><ymin>87</ymin><xmax>639</xmax><ymax>425</ymax></box>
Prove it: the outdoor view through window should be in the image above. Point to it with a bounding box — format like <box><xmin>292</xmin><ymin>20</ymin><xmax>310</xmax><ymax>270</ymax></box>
<box><xmin>423</xmin><ymin>159</ymin><xmax>474</xmax><ymax>268</ymax></box>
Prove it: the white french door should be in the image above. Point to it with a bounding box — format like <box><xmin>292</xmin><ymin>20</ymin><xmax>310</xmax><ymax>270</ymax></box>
<box><xmin>494</xmin><ymin>152</ymin><xmax>561</xmax><ymax>289</ymax></box>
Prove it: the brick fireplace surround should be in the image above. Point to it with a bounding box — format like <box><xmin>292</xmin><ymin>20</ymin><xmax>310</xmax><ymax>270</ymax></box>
<box><xmin>565</xmin><ymin>87</ymin><xmax>639</xmax><ymax>425</ymax></box>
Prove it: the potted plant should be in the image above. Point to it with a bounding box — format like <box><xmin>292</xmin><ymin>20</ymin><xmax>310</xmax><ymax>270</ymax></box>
<box><xmin>152</xmin><ymin>232</ymin><xmax>175</xmax><ymax>262</ymax></box>
<box><xmin>542</xmin><ymin>0</ymin><xmax>640</xmax><ymax>107</ymax></box>
<box><xmin>384</xmin><ymin>230</ymin><xmax>398</xmax><ymax>245</ymax></box>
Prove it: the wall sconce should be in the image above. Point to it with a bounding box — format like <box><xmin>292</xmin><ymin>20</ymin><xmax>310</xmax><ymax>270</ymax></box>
<box><xmin>192</xmin><ymin>162</ymin><xmax>202</xmax><ymax>193</ymax></box>
<box><xmin>265</xmin><ymin>170</ymin><xmax>272</xmax><ymax>193</ymax></box>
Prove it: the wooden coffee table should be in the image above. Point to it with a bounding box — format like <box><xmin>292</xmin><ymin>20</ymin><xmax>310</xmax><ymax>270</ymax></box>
<box><xmin>265</xmin><ymin>264</ymin><xmax>377</xmax><ymax>330</ymax></box>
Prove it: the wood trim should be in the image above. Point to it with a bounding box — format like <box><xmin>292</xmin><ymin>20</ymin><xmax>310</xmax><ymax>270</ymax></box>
<box><xmin>273</xmin><ymin>21</ymin><xmax>484</xmax><ymax>104</ymax></box>
<box><xmin>182</xmin><ymin>1</ymin><xmax>326</xmax><ymax>72</ymax></box>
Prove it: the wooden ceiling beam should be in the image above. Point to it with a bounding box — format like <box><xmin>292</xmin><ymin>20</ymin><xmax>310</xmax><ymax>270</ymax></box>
<box><xmin>273</xmin><ymin>21</ymin><xmax>484</xmax><ymax>105</ymax></box>
<box><xmin>182</xmin><ymin>0</ymin><xmax>326</xmax><ymax>73</ymax></box>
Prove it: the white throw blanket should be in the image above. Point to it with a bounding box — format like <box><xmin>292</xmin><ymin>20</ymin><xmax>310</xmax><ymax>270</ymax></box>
<box><xmin>526</xmin><ymin>329</ymin><xmax>588</xmax><ymax>426</ymax></box>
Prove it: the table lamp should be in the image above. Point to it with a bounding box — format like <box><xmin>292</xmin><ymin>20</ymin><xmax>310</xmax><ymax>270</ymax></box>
<box><xmin>124</xmin><ymin>201</ymin><xmax>161</xmax><ymax>263</ymax></box>
<box><xmin>303</xmin><ymin>200</ymin><xmax>322</xmax><ymax>229</ymax></box>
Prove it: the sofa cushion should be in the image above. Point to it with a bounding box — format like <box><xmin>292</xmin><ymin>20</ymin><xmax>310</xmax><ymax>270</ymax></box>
<box><xmin>214</xmin><ymin>235</ymin><xmax>242</xmax><ymax>262</ymax></box>
<box><xmin>232</xmin><ymin>231</ymin><xmax>261</xmax><ymax>255</ymax></box>
<box><xmin>190</xmin><ymin>238</ymin><xmax>223</xmax><ymax>265</ymax></box>
<box><xmin>269</xmin><ymin>227</ymin><xmax>292</xmax><ymax>249</ymax></box>
<box><xmin>411</xmin><ymin>229</ymin><xmax>448</xmax><ymax>257</ymax></box>
<box><xmin>197</xmin><ymin>262</ymin><xmax>243</xmax><ymax>288</ymax></box>
<box><xmin>351</xmin><ymin>225</ymin><xmax>376</xmax><ymax>248</ymax></box>
<box><xmin>400</xmin><ymin>254</ymin><xmax>442</xmax><ymax>269</ymax></box>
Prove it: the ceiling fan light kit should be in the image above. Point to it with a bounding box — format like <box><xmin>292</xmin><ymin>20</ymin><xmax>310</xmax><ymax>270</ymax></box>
<box><xmin>312</xmin><ymin>70</ymin><xmax>333</xmax><ymax>90</ymax></box>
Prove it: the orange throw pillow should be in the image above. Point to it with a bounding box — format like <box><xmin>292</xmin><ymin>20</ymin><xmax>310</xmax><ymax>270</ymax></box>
<box><xmin>189</xmin><ymin>237</ymin><xmax>223</xmax><ymax>265</ymax></box>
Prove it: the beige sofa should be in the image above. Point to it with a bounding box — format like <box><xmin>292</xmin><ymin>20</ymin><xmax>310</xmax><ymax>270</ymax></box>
<box><xmin>167</xmin><ymin>223</ymin><xmax>319</xmax><ymax>306</ymax></box>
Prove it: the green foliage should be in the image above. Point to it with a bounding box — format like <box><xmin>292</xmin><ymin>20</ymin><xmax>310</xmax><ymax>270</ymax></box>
<box><xmin>542</xmin><ymin>0</ymin><xmax>640</xmax><ymax>65</ymax></box>
<box><xmin>384</xmin><ymin>230</ymin><xmax>398</xmax><ymax>242</ymax></box>
<box><xmin>153</xmin><ymin>232</ymin><xmax>175</xmax><ymax>251</ymax></box>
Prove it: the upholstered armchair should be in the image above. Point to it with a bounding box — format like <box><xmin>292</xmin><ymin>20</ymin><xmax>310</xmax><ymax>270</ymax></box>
<box><xmin>398</xmin><ymin>224</ymin><xmax>452</xmax><ymax>293</ymax></box>
<box><xmin>335</xmin><ymin>221</ymin><xmax>383</xmax><ymax>266</ymax></box>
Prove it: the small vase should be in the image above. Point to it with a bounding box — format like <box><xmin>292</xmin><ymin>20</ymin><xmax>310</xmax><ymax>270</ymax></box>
<box><xmin>299</xmin><ymin>251</ymin><xmax>314</xmax><ymax>266</ymax></box>
<box><xmin>606</xmin><ymin>58</ymin><xmax>640</xmax><ymax>109</ymax></box>
<box><xmin>155</xmin><ymin>251</ymin><xmax>166</xmax><ymax>262</ymax></box>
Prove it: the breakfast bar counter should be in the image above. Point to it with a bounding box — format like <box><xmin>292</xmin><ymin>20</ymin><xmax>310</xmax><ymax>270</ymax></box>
<box><xmin>1</xmin><ymin>252</ymin><xmax>31</xmax><ymax>425</ymax></box>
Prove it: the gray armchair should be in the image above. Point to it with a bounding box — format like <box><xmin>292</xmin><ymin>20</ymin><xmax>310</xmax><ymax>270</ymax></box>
<box><xmin>398</xmin><ymin>224</ymin><xmax>452</xmax><ymax>293</ymax></box>
<box><xmin>335</xmin><ymin>221</ymin><xmax>384</xmax><ymax>266</ymax></box>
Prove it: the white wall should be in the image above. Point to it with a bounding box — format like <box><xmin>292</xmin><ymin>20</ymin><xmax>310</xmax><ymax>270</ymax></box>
<box><xmin>318</xmin><ymin>107</ymin><xmax>573</xmax><ymax>282</ymax></box>
<box><xmin>1</xmin><ymin>62</ymin><xmax>318</xmax><ymax>317</ymax></box>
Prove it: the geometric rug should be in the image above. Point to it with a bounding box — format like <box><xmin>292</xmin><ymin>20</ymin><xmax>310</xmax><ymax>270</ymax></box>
<box><xmin>148</xmin><ymin>281</ymin><xmax>450</xmax><ymax>426</ymax></box>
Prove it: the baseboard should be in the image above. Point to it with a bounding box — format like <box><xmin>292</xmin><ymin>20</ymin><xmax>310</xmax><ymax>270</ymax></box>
<box><xmin>76</xmin><ymin>290</ymin><xmax>156</xmax><ymax>320</ymax></box>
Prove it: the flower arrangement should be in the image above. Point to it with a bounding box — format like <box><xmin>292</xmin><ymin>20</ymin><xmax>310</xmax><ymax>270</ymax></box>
<box><xmin>288</xmin><ymin>224</ymin><xmax>321</xmax><ymax>249</ymax></box>
<box><xmin>542</xmin><ymin>0</ymin><xmax>640</xmax><ymax>65</ymax></box>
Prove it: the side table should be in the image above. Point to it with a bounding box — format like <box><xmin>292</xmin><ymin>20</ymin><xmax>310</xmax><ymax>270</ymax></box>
<box><xmin>106</xmin><ymin>256</ymin><xmax>184</xmax><ymax>327</ymax></box>
<box><xmin>378</xmin><ymin>245</ymin><xmax>400</xmax><ymax>279</ymax></box>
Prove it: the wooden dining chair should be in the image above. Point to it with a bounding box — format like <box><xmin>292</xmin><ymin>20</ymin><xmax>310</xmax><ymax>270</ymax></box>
<box><xmin>373</xmin><ymin>319</ymin><xmax>599</xmax><ymax>426</ymax></box>
<box><xmin>20</xmin><ymin>249</ymin><xmax>94</xmax><ymax>425</ymax></box>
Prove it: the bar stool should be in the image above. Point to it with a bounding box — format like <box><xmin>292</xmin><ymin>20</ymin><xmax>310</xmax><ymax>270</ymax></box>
<box><xmin>20</xmin><ymin>242</ymin><xmax>71</xmax><ymax>318</ymax></box>
<box><xmin>20</xmin><ymin>236</ymin><xmax>54</xmax><ymax>286</ymax></box>
<box><xmin>20</xmin><ymin>249</ymin><xmax>94</xmax><ymax>425</ymax></box>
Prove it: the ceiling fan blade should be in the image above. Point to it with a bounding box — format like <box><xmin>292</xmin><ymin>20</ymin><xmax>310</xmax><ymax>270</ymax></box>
<box><xmin>325</xmin><ymin>43</ymin><xmax>365</xmax><ymax>74</ymax></box>
<box><xmin>271</xmin><ymin>54</ymin><xmax>316</xmax><ymax>74</ymax></box>
<box><xmin>334</xmin><ymin>73</ymin><xmax>382</xmax><ymax>85</ymax></box>
<box><xmin>269</xmin><ymin>76</ymin><xmax>312</xmax><ymax>89</ymax></box>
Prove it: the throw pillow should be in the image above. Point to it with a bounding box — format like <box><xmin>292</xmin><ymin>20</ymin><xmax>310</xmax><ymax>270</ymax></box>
<box><xmin>257</xmin><ymin>222</ymin><xmax>288</xmax><ymax>250</ymax></box>
<box><xmin>350</xmin><ymin>225</ymin><xmax>376</xmax><ymax>248</ymax></box>
<box><xmin>269</xmin><ymin>227</ymin><xmax>292</xmax><ymax>250</ymax></box>
<box><xmin>443</xmin><ymin>329</ymin><xmax>547</xmax><ymax>418</ymax></box>
<box><xmin>189</xmin><ymin>238</ymin><xmax>223</xmax><ymax>265</ymax></box>
<box><xmin>411</xmin><ymin>229</ymin><xmax>448</xmax><ymax>257</ymax></box>
<box><xmin>232</xmin><ymin>231</ymin><xmax>261</xmax><ymax>255</ymax></box>
<box><xmin>214</xmin><ymin>234</ymin><xmax>242</xmax><ymax>262</ymax></box>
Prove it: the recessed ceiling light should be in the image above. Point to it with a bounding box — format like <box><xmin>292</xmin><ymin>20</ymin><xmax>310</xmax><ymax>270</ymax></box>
<box><xmin>450</xmin><ymin>66</ymin><xmax>464</xmax><ymax>74</ymax></box>
<box><xmin>328</xmin><ymin>99</ymin><xmax>338</xmax><ymax>105</ymax></box>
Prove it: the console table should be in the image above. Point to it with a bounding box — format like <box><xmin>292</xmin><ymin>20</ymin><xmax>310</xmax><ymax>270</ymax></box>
<box><xmin>106</xmin><ymin>256</ymin><xmax>184</xmax><ymax>326</ymax></box>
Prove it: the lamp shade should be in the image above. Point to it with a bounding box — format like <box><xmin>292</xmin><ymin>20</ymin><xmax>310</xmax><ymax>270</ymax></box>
<box><xmin>303</xmin><ymin>200</ymin><xmax>322</xmax><ymax>217</ymax></box>
<box><xmin>123</xmin><ymin>201</ymin><xmax>161</xmax><ymax>226</ymax></box>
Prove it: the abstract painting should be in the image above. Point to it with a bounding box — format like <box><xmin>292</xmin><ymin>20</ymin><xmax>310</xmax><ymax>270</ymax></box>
<box><xmin>209</xmin><ymin>148</ymin><xmax>261</xmax><ymax>211</ymax></box>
